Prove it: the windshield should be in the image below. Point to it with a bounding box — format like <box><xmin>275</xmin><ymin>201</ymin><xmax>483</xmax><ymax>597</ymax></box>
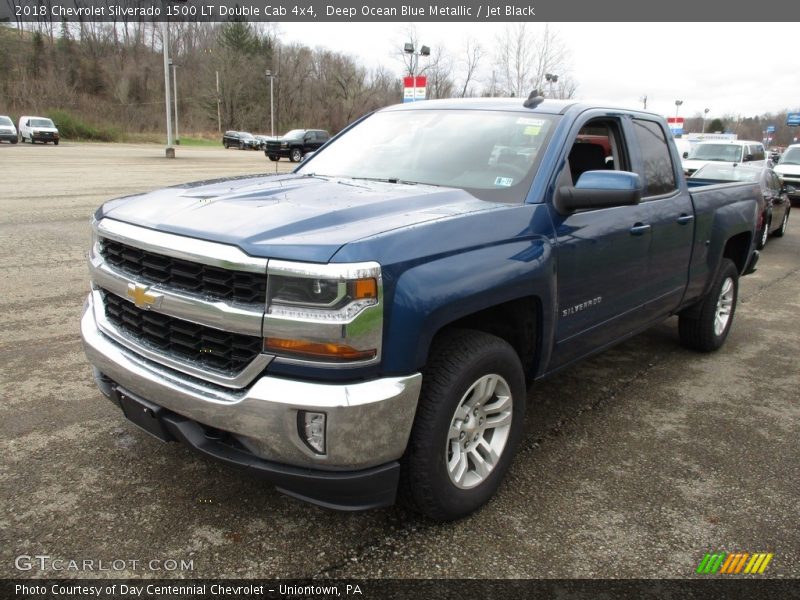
<box><xmin>283</xmin><ymin>129</ymin><xmax>305</xmax><ymax>140</ymax></box>
<box><xmin>298</xmin><ymin>109</ymin><xmax>556</xmax><ymax>201</ymax></box>
<box><xmin>778</xmin><ymin>147</ymin><xmax>800</xmax><ymax>165</ymax></box>
<box><xmin>0</xmin><ymin>116</ymin><xmax>12</xmax><ymax>127</ymax></box>
<box><xmin>30</xmin><ymin>118</ymin><xmax>54</xmax><ymax>128</ymax></box>
<box><xmin>691</xmin><ymin>164</ymin><xmax>760</xmax><ymax>182</ymax></box>
<box><xmin>687</xmin><ymin>144</ymin><xmax>743</xmax><ymax>162</ymax></box>
<box><xmin>240</xmin><ymin>132</ymin><xmax>254</xmax><ymax>139</ymax></box>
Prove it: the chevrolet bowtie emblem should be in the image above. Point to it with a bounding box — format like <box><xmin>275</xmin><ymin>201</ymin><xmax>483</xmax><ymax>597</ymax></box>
<box><xmin>126</xmin><ymin>283</ymin><xmax>163</xmax><ymax>310</ymax></box>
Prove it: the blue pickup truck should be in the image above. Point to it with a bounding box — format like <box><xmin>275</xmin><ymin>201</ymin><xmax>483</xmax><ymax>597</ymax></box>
<box><xmin>81</xmin><ymin>96</ymin><xmax>760</xmax><ymax>520</ymax></box>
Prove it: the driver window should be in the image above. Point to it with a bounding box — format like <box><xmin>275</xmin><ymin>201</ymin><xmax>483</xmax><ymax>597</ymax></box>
<box><xmin>562</xmin><ymin>120</ymin><xmax>627</xmax><ymax>187</ymax></box>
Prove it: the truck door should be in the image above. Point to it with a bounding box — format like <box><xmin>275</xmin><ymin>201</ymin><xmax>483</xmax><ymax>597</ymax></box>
<box><xmin>549</xmin><ymin>115</ymin><xmax>654</xmax><ymax>369</ymax></box>
<box><xmin>628</xmin><ymin>117</ymin><xmax>693</xmax><ymax>318</ymax></box>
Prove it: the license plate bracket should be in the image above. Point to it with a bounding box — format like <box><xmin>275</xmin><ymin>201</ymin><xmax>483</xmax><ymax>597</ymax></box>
<box><xmin>116</xmin><ymin>388</ymin><xmax>173</xmax><ymax>442</ymax></box>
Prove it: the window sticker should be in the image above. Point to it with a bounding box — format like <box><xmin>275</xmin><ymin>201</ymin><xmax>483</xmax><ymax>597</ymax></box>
<box><xmin>494</xmin><ymin>176</ymin><xmax>514</xmax><ymax>187</ymax></box>
<box><xmin>516</xmin><ymin>117</ymin><xmax>546</xmax><ymax>126</ymax></box>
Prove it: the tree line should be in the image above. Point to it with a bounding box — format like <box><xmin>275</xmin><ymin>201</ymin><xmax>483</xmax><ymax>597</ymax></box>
<box><xmin>0</xmin><ymin>21</ymin><xmax>578</xmax><ymax>139</ymax></box>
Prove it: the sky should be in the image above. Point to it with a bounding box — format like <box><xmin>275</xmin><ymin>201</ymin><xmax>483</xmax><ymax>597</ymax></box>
<box><xmin>277</xmin><ymin>22</ymin><xmax>800</xmax><ymax>120</ymax></box>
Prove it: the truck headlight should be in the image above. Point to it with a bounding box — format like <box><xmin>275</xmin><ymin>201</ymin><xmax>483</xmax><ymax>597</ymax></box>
<box><xmin>263</xmin><ymin>261</ymin><xmax>382</xmax><ymax>364</ymax></box>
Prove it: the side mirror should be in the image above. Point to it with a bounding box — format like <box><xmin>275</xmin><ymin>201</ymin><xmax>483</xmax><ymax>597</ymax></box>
<box><xmin>556</xmin><ymin>171</ymin><xmax>642</xmax><ymax>214</ymax></box>
<box><xmin>682</xmin><ymin>151</ymin><xmax>689</xmax><ymax>159</ymax></box>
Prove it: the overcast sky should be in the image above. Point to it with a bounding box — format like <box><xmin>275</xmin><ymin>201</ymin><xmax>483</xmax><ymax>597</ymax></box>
<box><xmin>278</xmin><ymin>22</ymin><xmax>799</xmax><ymax>120</ymax></box>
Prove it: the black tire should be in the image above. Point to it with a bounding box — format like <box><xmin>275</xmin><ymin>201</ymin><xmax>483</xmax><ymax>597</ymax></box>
<box><xmin>401</xmin><ymin>329</ymin><xmax>526</xmax><ymax>521</ymax></box>
<box><xmin>773</xmin><ymin>209</ymin><xmax>789</xmax><ymax>238</ymax></box>
<box><xmin>53</xmin><ymin>139</ymin><xmax>59</xmax><ymax>145</ymax></box>
<box><xmin>756</xmin><ymin>214</ymin><xmax>770</xmax><ymax>250</ymax></box>
<box><xmin>289</xmin><ymin>147</ymin><xmax>303</xmax><ymax>162</ymax></box>
<box><xmin>11</xmin><ymin>137</ymin><xmax>17</xmax><ymax>144</ymax></box>
<box><xmin>224</xmin><ymin>142</ymin><xmax>229</xmax><ymax>149</ymax></box>
<box><xmin>268</xmin><ymin>155</ymin><xmax>279</xmax><ymax>162</ymax></box>
<box><xmin>678</xmin><ymin>258</ymin><xmax>739</xmax><ymax>352</ymax></box>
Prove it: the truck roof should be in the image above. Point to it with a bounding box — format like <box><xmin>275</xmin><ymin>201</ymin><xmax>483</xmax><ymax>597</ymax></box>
<box><xmin>381</xmin><ymin>97</ymin><xmax>663</xmax><ymax>119</ymax></box>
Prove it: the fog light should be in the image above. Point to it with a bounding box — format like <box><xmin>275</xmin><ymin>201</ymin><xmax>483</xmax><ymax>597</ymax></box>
<box><xmin>299</xmin><ymin>411</ymin><xmax>326</xmax><ymax>454</ymax></box>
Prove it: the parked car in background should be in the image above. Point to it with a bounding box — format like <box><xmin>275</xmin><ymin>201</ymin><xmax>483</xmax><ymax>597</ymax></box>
<box><xmin>254</xmin><ymin>134</ymin><xmax>277</xmax><ymax>150</ymax></box>
<box><xmin>774</xmin><ymin>144</ymin><xmax>800</xmax><ymax>205</ymax></box>
<box><xmin>689</xmin><ymin>163</ymin><xmax>791</xmax><ymax>249</ymax></box>
<box><xmin>681</xmin><ymin>140</ymin><xmax>767</xmax><ymax>176</ymax></box>
<box><xmin>18</xmin><ymin>115</ymin><xmax>59</xmax><ymax>144</ymax></box>
<box><xmin>0</xmin><ymin>115</ymin><xmax>18</xmax><ymax>143</ymax></box>
<box><xmin>222</xmin><ymin>131</ymin><xmax>241</xmax><ymax>149</ymax></box>
<box><xmin>237</xmin><ymin>132</ymin><xmax>260</xmax><ymax>150</ymax></box>
<box><xmin>265</xmin><ymin>129</ymin><xmax>330</xmax><ymax>162</ymax></box>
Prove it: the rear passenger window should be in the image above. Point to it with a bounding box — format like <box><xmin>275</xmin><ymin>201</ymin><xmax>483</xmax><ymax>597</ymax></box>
<box><xmin>632</xmin><ymin>119</ymin><xmax>677</xmax><ymax>197</ymax></box>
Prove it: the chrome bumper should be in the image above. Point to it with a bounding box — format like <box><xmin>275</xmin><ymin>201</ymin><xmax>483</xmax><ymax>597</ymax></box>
<box><xmin>81</xmin><ymin>294</ymin><xmax>421</xmax><ymax>470</ymax></box>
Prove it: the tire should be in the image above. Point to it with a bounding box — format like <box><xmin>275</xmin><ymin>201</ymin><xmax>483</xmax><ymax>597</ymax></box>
<box><xmin>289</xmin><ymin>147</ymin><xmax>303</xmax><ymax>162</ymax></box>
<box><xmin>401</xmin><ymin>329</ymin><xmax>526</xmax><ymax>521</ymax></box>
<box><xmin>678</xmin><ymin>258</ymin><xmax>739</xmax><ymax>352</ymax></box>
<box><xmin>11</xmin><ymin>137</ymin><xmax>17</xmax><ymax>144</ymax></box>
<box><xmin>757</xmin><ymin>214</ymin><xmax>770</xmax><ymax>250</ymax></box>
<box><xmin>224</xmin><ymin>142</ymin><xmax>229</xmax><ymax>149</ymax></box>
<box><xmin>268</xmin><ymin>155</ymin><xmax>279</xmax><ymax>162</ymax></box>
<box><xmin>53</xmin><ymin>140</ymin><xmax>58</xmax><ymax>145</ymax></box>
<box><xmin>773</xmin><ymin>210</ymin><xmax>789</xmax><ymax>238</ymax></box>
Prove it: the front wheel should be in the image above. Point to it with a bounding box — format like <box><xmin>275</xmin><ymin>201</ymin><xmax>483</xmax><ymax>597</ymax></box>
<box><xmin>53</xmin><ymin>139</ymin><xmax>59</xmax><ymax>145</ymax></box>
<box><xmin>11</xmin><ymin>137</ymin><xmax>17</xmax><ymax>144</ymax></box>
<box><xmin>773</xmin><ymin>210</ymin><xmax>789</xmax><ymax>237</ymax></box>
<box><xmin>268</xmin><ymin>155</ymin><xmax>279</xmax><ymax>162</ymax></box>
<box><xmin>289</xmin><ymin>148</ymin><xmax>303</xmax><ymax>162</ymax></box>
<box><xmin>679</xmin><ymin>258</ymin><xmax>739</xmax><ymax>352</ymax></box>
<box><xmin>401</xmin><ymin>329</ymin><xmax>526</xmax><ymax>521</ymax></box>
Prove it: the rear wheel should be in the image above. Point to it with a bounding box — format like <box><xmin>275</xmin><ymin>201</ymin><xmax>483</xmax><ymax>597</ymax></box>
<box><xmin>679</xmin><ymin>258</ymin><xmax>738</xmax><ymax>352</ymax></box>
<box><xmin>773</xmin><ymin>210</ymin><xmax>789</xmax><ymax>237</ymax></box>
<box><xmin>401</xmin><ymin>329</ymin><xmax>526</xmax><ymax>521</ymax></box>
<box><xmin>289</xmin><ymin>147</ymin><xmax>303</xmax><ymax>162</ymax></box>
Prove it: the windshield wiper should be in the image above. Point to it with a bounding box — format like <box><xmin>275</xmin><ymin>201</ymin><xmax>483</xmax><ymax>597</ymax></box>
<box><xmin>346</xmin><ymin>176</ymin><xmax>421</xmax><ymax>185</ymax></box>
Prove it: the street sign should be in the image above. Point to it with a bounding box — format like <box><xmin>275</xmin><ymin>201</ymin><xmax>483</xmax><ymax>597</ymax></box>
<box><xmin>403</xmin><ymin>76</ymin><xmax>427</xmax><ymax>103</ymax></box>
<box><xmin>787</xmin><ymin>113</ymin><xmax>800</xmax><ymax>126</ymax></box>
<box><xmin>667</xmin><ymin>116</ymin><xmax>684</xmax><ymax>136</ymax></box>
<box><xmin>766</xmin><ymin>125</ymin><xmax>775</xmax><ymax>133</ymax></box>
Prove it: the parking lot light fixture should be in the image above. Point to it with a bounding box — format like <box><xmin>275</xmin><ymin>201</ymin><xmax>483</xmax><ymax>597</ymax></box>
<box><xmin>675</xmin><ymin>99</ymin><xmax>683</xmax><ymax>120</ymax></box>
<box><xmin>702</xmin><ymin>107</ymin><xmax>710</xmax><ymax>134</ymax></box>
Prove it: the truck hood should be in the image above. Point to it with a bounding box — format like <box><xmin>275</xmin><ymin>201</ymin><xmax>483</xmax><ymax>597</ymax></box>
<box><xmin>774</xmin><ymin>164</ymin><xmax>800</xmax><ymax>177</ymax></box>
<box><xmin>98</xmin><ymin>174</ymin><xmax>501</xmax><ymax>263</ymax></box>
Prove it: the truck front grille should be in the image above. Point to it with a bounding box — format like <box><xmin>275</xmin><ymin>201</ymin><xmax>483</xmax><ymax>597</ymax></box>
<box><xmin>103</xmin><ymin>291</ymin><xmax>263</xmax><ymax>375</ymax></box>
<box><xmin>100</xmin><ymin>238</ymin><xmax>267</xmax><ymax>304</ymax></box>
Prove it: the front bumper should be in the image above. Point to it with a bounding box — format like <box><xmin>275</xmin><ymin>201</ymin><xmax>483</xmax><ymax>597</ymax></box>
<box><xmin>81</xmin><ymin>295</ymin><xmax>422</xmax><ymax>509</ymax></box>
<box><xmin>0</xmin><ymin>132</ymin><xmax>16</xmax><ymax>141</ymax></box>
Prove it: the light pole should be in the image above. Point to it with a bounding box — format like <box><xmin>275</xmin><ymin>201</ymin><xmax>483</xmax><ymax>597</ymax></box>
<box><xmin>702</xmin><ymin>107</ymin><xmax>710</xmax><ymax>134</ymax></box>
<box><xmin>640</xmin><ymin>94</ymin><xmax>648</xmax><ymax>110</ymax></box>
<box><xmin>403</xmin><ymin>42</ymin><xmax>430</xmax><ymax>102</ymax></box>
<box><xmin>545</xmin><ymin>73</ymin><xmax>559</xmax><ymax>99</ymax></box>
<box><xmin>265</xmin><ymin>70</ymin><xmax>276</xmax><ymax>137</ymax></box>
<box><xmin>161</xmin><ymin>21</ymin><xmax>174</xmax><ymax>158</ymax></box>
<box><xmin>215</xmin><ymin>70</ymin><xmax>221</xmax><ymax>133</ymax></box>
<box><xmin>674</xmin><ymin>99</ymin><xmax>683</xmax><ymax>119</ymax></box>
<box><xmin>172</xmin><ymin>62</ymin><xmax>179</xmax><ymax>144</ymax></box>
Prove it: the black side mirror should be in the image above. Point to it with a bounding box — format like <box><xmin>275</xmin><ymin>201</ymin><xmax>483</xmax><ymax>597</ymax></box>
<box><xmin>682</xmin><ymin>151</ymin><xmax>689</xmax><ymax>159</ymax></box>
<box><xmin>556</xmin><ymin>170</ymin><xmax>642</xmax><ymax>214</ymax></box>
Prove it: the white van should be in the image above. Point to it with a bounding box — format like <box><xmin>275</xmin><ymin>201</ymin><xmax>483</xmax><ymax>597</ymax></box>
<box><xmin>681</xmin><ymin>140</ymin><xmax>766</xmax><ymax>176</ymax></box>
<box><xmin>18</xmin><ymin>115</ymin><xmax>60</xmax><ymax>145</ymax></box>
<box><xmin>0</xmin><ymin>115</ymin><xmax>18</xmax><ymax>143</ymax></box>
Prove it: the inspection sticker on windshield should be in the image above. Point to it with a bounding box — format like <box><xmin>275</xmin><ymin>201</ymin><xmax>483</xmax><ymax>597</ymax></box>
<box><xmin>494</xmin><ymin>176</ymin><xmax>514</xmax><ymax>187</ymax></box>
<box><xmin>516</xmin><ymin>117</ymin><xmax>546</xmax><ymax>126</ymax></box>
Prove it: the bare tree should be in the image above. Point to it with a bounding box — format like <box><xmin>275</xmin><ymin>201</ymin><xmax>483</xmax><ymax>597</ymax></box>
<box><xmin>494</xmin><ymin>24</ymin><xmax>576</xmax><ymax>98</ymax></box>
<box><xmin>457</xmin><ymin>37</ymin><xmax>482</xmax><ymax>98</ymax></box>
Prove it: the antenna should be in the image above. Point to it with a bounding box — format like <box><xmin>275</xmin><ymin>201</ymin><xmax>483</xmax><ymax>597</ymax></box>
<box><xmin>523</xmin><ymin>90</ymin><xmax>545</xmax><ymax>109</ymax></box>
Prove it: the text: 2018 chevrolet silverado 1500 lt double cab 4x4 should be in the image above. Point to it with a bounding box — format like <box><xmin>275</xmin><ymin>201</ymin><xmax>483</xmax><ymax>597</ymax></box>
<box><xmin>82</xmin><ymin>96</ymin><xmax>760</xmax><ymax>520</ymax></box>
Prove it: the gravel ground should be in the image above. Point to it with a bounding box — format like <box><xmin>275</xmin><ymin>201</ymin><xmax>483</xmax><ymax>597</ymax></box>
<box><xmin>1</xmin><ymin>141</ymin><xmax>797</xmax><ymax>580</ymax></box>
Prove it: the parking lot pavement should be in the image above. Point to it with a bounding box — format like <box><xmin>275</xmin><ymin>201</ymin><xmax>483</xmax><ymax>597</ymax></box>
<box><xmin>1</xmin><ymin>142</ymin><xmax>797</xmax><ymax>579</ymax></box>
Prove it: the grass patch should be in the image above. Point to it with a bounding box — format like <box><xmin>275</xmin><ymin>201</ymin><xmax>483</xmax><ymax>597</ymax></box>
<box><xmin>48</xmin><ymin>110</ymin><xmax>122</xmax><ymax>142</ymax></box>
<box><xmin>177</xmin><ymin>136</ymin><xmax>220</xmax><ymax>147</ymax></box>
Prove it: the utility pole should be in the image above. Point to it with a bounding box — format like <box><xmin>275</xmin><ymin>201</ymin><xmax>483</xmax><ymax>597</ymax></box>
<box><xmin>172</xmin><ymin>63</ymin><xmax>179</xmax><ymax>144</ymax></box>
<box><xmin>216</xmin><ymin>70</ymin><xmax>221</xmax><ymax>133</ymax></box>
<box><xmin>161</xmin><ymin>21</ymin><xmax>174</xmax><ymax>158</ymax></box>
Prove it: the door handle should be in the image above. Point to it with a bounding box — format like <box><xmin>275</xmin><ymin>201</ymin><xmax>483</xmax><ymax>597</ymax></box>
<box><xmin>677</xmin><ymin>214</ymin><xmax>695</xmax><ymax>225</ymax></box>
<box><xmin>629</xmin><ymin>223</ymin><xmax>651</xmax><ymax>236</ymax></box>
